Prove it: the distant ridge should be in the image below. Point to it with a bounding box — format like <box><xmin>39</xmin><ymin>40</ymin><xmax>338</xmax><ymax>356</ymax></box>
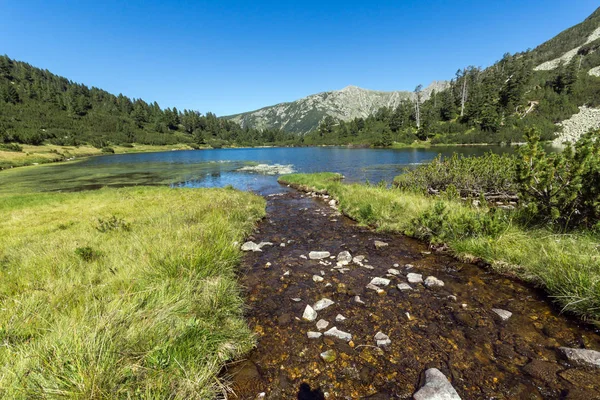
<box><xmin>224</xmin><ymin>81</ymin><xmax>449</xmax><ymax>134</ymax></box>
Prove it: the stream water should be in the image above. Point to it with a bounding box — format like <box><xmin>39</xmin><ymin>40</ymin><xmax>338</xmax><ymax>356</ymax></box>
<box><xmin>227</xmin><ymin>190</ymin><xmax>600</xmax><ymax>399</ymax></box>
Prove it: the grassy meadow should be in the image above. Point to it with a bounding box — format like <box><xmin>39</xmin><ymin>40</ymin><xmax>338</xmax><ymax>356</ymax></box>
<box><xmin>0</xmin><ymin>186</ymin><xmax>265</xmax><ymax>398</ymax></box>
<box><xmin>279</xmin><ymin>173</ymin><xmax>600</xmax><ymax>324</ymax></box>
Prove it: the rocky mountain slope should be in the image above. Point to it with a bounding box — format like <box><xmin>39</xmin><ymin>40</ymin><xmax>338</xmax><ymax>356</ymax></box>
<box><xmin>225</xmin><ymin>81</ymin><xmax>448</xmax><ymax>134</ymax></box>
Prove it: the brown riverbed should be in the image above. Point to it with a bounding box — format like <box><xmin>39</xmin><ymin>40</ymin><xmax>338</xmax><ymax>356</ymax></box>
<box><xmin>225</xmin><ymin>189</ymin><xmax>600</xmax><ymax>399</ymax></box>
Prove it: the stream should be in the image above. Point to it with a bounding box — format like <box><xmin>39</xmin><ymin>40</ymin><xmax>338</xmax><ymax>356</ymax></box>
<box><xmin>227</xmin><ymin>188</ymin><xmax>600</xmax><ymax>399</ymax></box>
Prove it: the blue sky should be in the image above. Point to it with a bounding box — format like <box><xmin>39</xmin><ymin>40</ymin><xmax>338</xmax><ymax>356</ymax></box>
<box><xmin>1</xmin><ymin>1</ymin><xmax>598</xmax><ymax>115</ymax></box>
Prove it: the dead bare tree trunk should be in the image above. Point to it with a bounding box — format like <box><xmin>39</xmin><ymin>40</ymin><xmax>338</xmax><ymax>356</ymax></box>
<box><xmin>460</xmin><ymin>72</ymin><xmax>467</xmax><ymax>117</ymax></box>
<box><xmin>414</xmin><ymin>84</ymin><xmax>422</xmax><ymax>128</ymax></box>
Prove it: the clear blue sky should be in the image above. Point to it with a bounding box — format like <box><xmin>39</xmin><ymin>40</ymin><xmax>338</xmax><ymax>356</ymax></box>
<box><xmin>1</xmin><ymin>1</ymin><xmax>598</xmax><ymax>115</ymax></box>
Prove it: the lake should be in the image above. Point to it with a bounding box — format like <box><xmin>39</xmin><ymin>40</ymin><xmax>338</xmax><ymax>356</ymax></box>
<box><xmin>0</xmin><ymin>146</ymin><xmax>520</xmax><ymax>195</ymax></box>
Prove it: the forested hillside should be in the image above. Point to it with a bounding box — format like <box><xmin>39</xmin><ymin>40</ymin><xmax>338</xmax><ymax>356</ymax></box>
<box><xmin>0</xmin><ymin>56</ymin><xmax>295</xmax><ymax>149</ymax></box>
<box><xmin>307</xmin><ymin>7</ymin><xmax>600</xmax><ymax>146</ymax></box>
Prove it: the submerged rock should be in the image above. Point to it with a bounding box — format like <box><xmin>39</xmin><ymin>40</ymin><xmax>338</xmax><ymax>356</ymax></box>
<box><xmin>369</xmin><ymin>277</ymin><xmax>391</xmax><ymax>286</ymax></box>
<box><xmin>312</xmin><ymin>275</ymin><xmax>324</xmax><ymax>283</ymax></box>
<box><xmin>354</xmin><ymin>296</ymin><xmax>365</xmax><ymax>304</ymax></box>
<box><xmin>413</xmin><ymin>368</ymin><xmax>461</xmax><ymax>400</ymax></box>
<box><xmin>374</xmin><ymin>240</ymin><xmax>388</xmax><ymax>249</ymax></box>
<box><xmin>337</xmin><ymin>251</ymin><xmax>352</xmax><ymax>264</ymax></box>
<box><xmin>374</xmin><ymin>331</ymin><xmax>391</xmax><ymax>348</ymax></box>
<box><xmin>387</xmin><ymin>268</ymin><xmax>401</xmax><ymax>276</ymax></box>
<box><xmin>407</xmin><ymin>273</ymin><xmax>423</xmax><ymax>284</ymax></box>
<box><xmin>335</xmin><ymin>314</ymin><xmax>347</xmax><ymax>322</ymax></box>
<box><xmin>353</xmin><ymin>255</ymin><xmax>366</xmax><ymax>264</ymax></box>
<box><xmin>366</xmin><ymin>283</ymin><xmax>385</xmax><ymax>294</ymax></box>
<box><xmin>302</xmin><ymin>305</ymin><xmax>317</xmax><ymax>321</ymax></box>
<box><xmin>397</xmin><ymin>283</ymin><xmax>413</xmax><ymax>291</ymax></box>
<box><xmin>241</xmin><ymin>241</ymin><xmax>262</xmax><ymax>252</ymax></box>
<box><xmin>558</xmin><ymin>347</ymin><xmax>600</xmax><ymax>368</ymax></box>
<box><xmin>492</xmin><ymin>308</ymin><xmax>513</xmax><ymax>321</ymax></box>
<box><xmin>307</xmin><ymin>331</ymin><xmax>322</xmax><ymax>339</ymax></box>
<box><xmin>316</xmin><ymin>319</ymin><xmax>329</xmax><ymax>330</ymax></box>
<box><xmin>324</xmin><ymin>327</ymin><xmax>352</xmax><ymax>342</ymax></box>
<box><xmin>309</xmin><ymin>251</ymin><xmax>331</xmax><ymax>260</ymax></box>
<box><xmin>320</xmin><ymin>349</ymin><xmax>337</xmax><ymax>362</ymax></box>
<box><xmin>424</xmin><ymin>276</ymin><xmax>445</xmax><ymax>288</ymax></box>
<box><xmin>313</xmin><ymin>298</ymin><xmax>335</xmax><ymax>311</ymax></box>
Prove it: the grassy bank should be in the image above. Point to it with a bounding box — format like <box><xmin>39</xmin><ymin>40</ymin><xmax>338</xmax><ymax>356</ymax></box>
<box><xmin>0</xmin><ymin>143</ymin><xmax>199</xmax><ymax>170</ymax></box>
<box><xmin>0</xmin><ymin>186</ymin><xmax>265</xmax><ymax>398</ymax></box>
<box><xmin>279</xmin><ymin>173</ymin><xmax>600</xmax><ymax>324</ymax></box>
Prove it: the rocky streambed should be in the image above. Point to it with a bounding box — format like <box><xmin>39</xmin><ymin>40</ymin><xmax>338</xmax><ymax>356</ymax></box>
<box><xmin>225</xmin><ymin>189</ymin><xmax>600</xmax><ymax>399</ymax></box>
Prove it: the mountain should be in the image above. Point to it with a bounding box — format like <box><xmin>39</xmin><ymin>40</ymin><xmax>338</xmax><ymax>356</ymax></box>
<box><xmin>224</xmin><ymin>81</ymin><xmax>449</xmax><ymax>134</ymax></box>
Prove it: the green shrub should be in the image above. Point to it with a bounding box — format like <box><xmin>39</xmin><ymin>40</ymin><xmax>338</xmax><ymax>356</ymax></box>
<box><xmin>101</xmin><ymin>146</ymin><xmax>115</xmax><ymax>154</ymax></box>
<box><xmin>0</xmin><ymin>143</ymin><xmax>22</xmax><ymax>152</ymax></box>
<box><xmin>74</xmin><ymin>246</ymin><xmax>102</xmax><ymax>262</ymax></box>
<box><xmin>517</xmin><ymin>128</ymin><xmax>600</xmax><ymax>229</ymax></box>
<box><xmin>394</xmin><ymin>152</ymin><xmax>517</xmax><ymax>198</ymax></box>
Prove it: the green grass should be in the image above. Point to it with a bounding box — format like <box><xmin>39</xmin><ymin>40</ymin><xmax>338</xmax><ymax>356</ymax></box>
<box><xmin>0</xmin><ymin>186</ymin><xmax>265</xmax><ymax>399</ymax></box>
<box><xmin>279</xmin><ymin>173</ymin><xmax>600</xmax><ymax>324</ymax></box>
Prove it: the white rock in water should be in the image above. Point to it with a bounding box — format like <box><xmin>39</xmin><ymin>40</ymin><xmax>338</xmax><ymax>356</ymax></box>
<box><xmin>374</xmin><ymin>331</ymin><xmax>391</xmax><ymax>347</ymax></box>
<box><xmin>309</xmin><ymin>251</ymin><xmax>331</xmax><ymax>260</ymax></box>
<box><xmin>335</xmin><ymin>314</ymin><xmax>346</xmax><ymax>322</ymax></box>
<box><xmin>312</xmin><ymin>275</ymin><xmax>324</xmax><ymax>282</ymax></box>
<box><xmin>407</xmin><ymin>273</ymin><xmax>423</xmax><ymax>284</ymax></box>
<box><xmin>313</xmin><ymin>298</ymin><xmax>335</xmax><ymax>311</ymax></box>
<box><xmin>241</xmin><ymin>241</ymin><xmax>262</xmax><ymax>252</ymax></box>
<box><xmin>337</xmin><ymin>251</ymin><xmax>352</xmax><ymax>263</ymax></box>
<box><xmin>405</xmin><ymin>264</ymin><xmax>414</xmax><ymax>269</ymax></box>
<box><xmin>424</xmin><ymin>276</ymin><xmax>444</xmax><ymax>288</ymax></box>
<box><xmin>353</xmin><ymin>255</ymin><xmax>365</xmax><ymax>264</ymax></box>
<box><xmin>354</xmin><ymin>296</ymin><xmax>365</xmax><ymax>304</ymax></box>
<box><xmin>369</xmin><ymin>277</ymin><xmax>391</xmax><ymax>286</ymax></box>
<box><xmin>324</xmin><ymin>327</ymin><xmax>352</xmax><ymax>342</ymax></box>
<box><xmin>258</xmin><ymin>242</ymin><xmax>273</xmax><ymax>248</ymax></box>
<box><xmin>492</xmin><ymin>308</ymin><xmax>513</xmax><ymax>321</ymax></box>
<box><xmin>256</xmin><ymin>393</ymin><xmax>266</xmax><ymax>400</ymax></box>
<box><xmin>558</xmin><ymin>347</ymin><xmax>600</xmax><ymax>369</ymax></box>
<box><xmin>307</xmin><ymin>331</ymin><xmax>322</xmax><ymax>339</ymax></box>
<box><xmin>280</xmin><ymin>243</ymin><xmax>286</xmax><ymax>247</ymax></box>
<box><xmin>414</xmin><ymin>368</ymin><xmax>461</xmax><ymax>400</ymax></box>
<box><xmin>316</xmin><ymin>319</ymin><xmax>329</xmax><ymax>330</ymax></box>
<box><xmin>366</xmin><ymin>283</ymin><xmax>385</xmax><ymax>294</ymax></box>
<box><xmin>397</xmin><ymin>283</ymin><xmax>412</xmax><ymax>291</ymax></box>
<box><xmin>300</xmin><ymin>254</ymin><xmax>307</xmax><ymax>259</ymax></box>
<box><xmin>291</xmin><ymin>298</ymin><xmax>302</xmax><ymax>302</ymax></box>
<box><xmin>387</xmin><ymin>268</ymin><xmax>400</xmax><ymax>275</ymax></box>
<box><xmin>328</xmin><ymin>199</ymin><xmax>337</xmax><ymax>206</ymax></box>
<box><xmin>302</xmin><ymin>305</ymin><xmax>317</xmax><ymax>321</ymax></box>
<box><xmin>393</xmin><ymin>263</ymin><xmax>399</xmax><ymax>267</ymax></box>
<box><xmin>374</xmin><ymin>240</ymin><xmax>388</xmax><ymax>249</ymax></box>
<box><xmin>362</xmin><ymin>265</ymin><xmax>375</xmax><ymax>270</ymax></box>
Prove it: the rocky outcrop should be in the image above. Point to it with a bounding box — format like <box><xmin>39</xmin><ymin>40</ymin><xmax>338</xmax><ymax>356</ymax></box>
<box><xmin>554</xmin><ymin>106</ymin><xmax>600</xmax><ymax>144</ymax></box>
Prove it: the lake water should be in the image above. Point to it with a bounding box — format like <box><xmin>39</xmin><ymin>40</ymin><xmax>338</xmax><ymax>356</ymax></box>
<box><xmin>1</xmin><ymin>146</ymin><xmax>520</xmax><ymax>195</ymax></box>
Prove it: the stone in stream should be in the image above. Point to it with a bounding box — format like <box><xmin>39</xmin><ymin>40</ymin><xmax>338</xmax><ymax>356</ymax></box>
<box><xmin>492</xmin><ymin>308</ymin><xmax>513</xmax><ymax>321</ymax></box>
<box><xmin>316</xmin><ymin>319</ymin><xmax>329</xmax><ymax>330</ymax></box>
<box><xmin>307</xmin><ymin>331</ymin><xmax>322</xmax><ymax>339</ymax></box>
<box><xmin>302</xmin><ymin>305</ymin><xmax>317</xmax><ymax>321</ymax></box>
<box><xmin>312</xmin><ymin>275</ymin><xmax>324</xmax><ymax>283</ymax></box>
<box><xmin>424</xmin><ymin>276</ymin><xmax>444</xmax><ymax>288</ymax></box>
<box><xmin>291</xmin><ymin>298</ymin><xmax>302</xmax><ymax>302</ymax></box>
<box><xmin>369</xmin><ymin>277</ymin><xmax>391</xmax><ymax>286</ymax></box>
<box><xmin>337</xmin><ymin>251</ymin><xmax>352</xmax><ymax>264</ymax></box>
<box><xmin>309</xmin><ymin>251</ymin><xmax>331</xmax><ymax>260</ymax></box>
<box><xmin>362</xmin><ymin>265</ymin><xmax>375</xmax><ymax>270</ymax></box>
<box><xmin>407</xmin><ymin>273</ymin><xmax>423</xmax><ymax>284</ymax></box>
<box><xmin>558</xmin><ymin>347</ymin><xmax>600</xmax><ymax>368</ymax></box>
<box><xmin>258</xmin><ymin>242</ymin><xmax>273</xmax><ymax>248</ymax></box>
<box><xmin>324</xmin><ymin>327</ymin><xmax>352</xmax><ymax>342</ymax></box>
<box><xmin>354</xmin><ymin>296</ymin><xmax>365</xmax><ymax>304</ymax></box>
<box><xmin>241</xmin><ymin>241</ymin><xmax>262</xmax><ymax>252</ymax></box>
<box><xmin>374</xmin><ymin>331</ymin><xmax>391</xmax><ymax>348</ymax></box>
<box><xmin>397</xmin><ymin>283</ymin><xmax>413</xmax><ymax>291</ymax></box>
<box><xmin>300</xmin><ymin>255</ymin><xmax>307</xmax><ymax>260</ymax></box>
<box><xmin>413</xmin><ymin>368</ymin><xmax>461</xmax><ymax>400</ymax></box>
<box><xmin>335</xmin><ymin>314</ymin><xmax>347</xmax><ymax>322</ymax></box>
<box><xmin>366</xmin><ymin>283</ymin><xmax>385</xmax><ymax>294</ymax></box>
<box><xmin>374</xmin><ymin>240</ymin><xmax>388</xmax><ymax>249</ymax></box>
<box><xmin>353</xmin><ymin>255</ymin><xmax>366</xmax><ymax>264</ymax></box>
<box><xmin>320</xmin><ymin>349</ymin><xmax>337</xmax><ymax>362</ymax></box>
<box><xmin>328</xmin><ymin>199</ymin><xmax>336</xmax><ymax>206</ymax></box>
<box><xmin>387</xmin><ymin>268</ymin><xmax>401</xmax><ymax>276</ymax></box>
<box><xmin>313</xmin><ymin>298</ymin><xmax>335</xmax><ymax>311</ymax></box>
